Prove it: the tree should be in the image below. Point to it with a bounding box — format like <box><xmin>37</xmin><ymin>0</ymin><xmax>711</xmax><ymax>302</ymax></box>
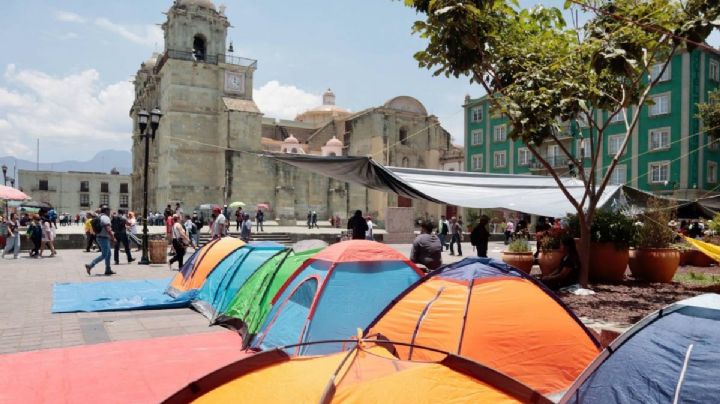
<box><xmin>404</xmin><ymin>0</ymin><xmax>719</xmax><ymax>286</ymax></box>
<box><xmin>698</xmin><ymin>88</ymin><xmax>720</xmax><ymax>141</ymax></box>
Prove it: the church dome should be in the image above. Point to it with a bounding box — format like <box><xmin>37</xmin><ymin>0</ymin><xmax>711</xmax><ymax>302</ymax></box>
<box><xmin>177</xmin><ymin>0</ymin><xmax>216</xmax><ymax>10</ymax></box>
<box><xmin>295</xmin><ymin>88</ymin><xmax>351</xmax><ymax>123</ymax></box>
<box><xmin>283</xmin><ymin>134</ymin><xmax>299</xmax><ymax>144</ymax></box>
<box><xmin>325</xmin><ymin>136</ymin><xmax>343</xmax><ymax>147</ymax></box>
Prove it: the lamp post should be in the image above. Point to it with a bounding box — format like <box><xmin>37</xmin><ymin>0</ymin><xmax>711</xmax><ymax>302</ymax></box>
<box><xmin>1</xmin><ymin>164</ymin><xmax>6</xmax><ymax>186</ymax></box>
<box><xmin>137</xmin><ymin>107</ymin><xmax>162</xmax><ymax>265</ymax></box>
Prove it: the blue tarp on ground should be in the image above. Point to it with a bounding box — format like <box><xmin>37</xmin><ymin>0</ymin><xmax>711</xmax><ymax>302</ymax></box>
<box><xmin>52</xmin><ymin>278</ymin><xmax>196</xmax><ymax>313</ymax></box>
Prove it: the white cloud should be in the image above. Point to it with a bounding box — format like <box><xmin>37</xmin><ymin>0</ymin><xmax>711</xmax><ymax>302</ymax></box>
<box><xmin>55</xmin><ymin>11</ymin><xmax>86</xmax><ymax>24</ymax></box>
<box><xmin>254</xmin><ymin>81</ymin><xmax>321</xmax><ymax>120</ymax></box>
<box><xmin>59</xmin><ymin>32</ymin><xmax>79</xmax><ymax>40</ymax></box>
<box><xmin>0</xmin><ymin>65</ymin><xmax>133</xmax><ymax>158</ymax></box>
<box><xmin>94</xmin><ymin>18</ymin><xmax>163</xmax><ymax>48</ymax></box>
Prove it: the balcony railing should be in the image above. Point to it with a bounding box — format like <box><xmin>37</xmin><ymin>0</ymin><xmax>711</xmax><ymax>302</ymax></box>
<box><xmin>154</xmin><ymin>49</ymin><xmax>257</xmax><ymax>73</ymax></box>
<box><xmin>529</xmin><ymin>155</ymin><xmax>571</xmax><ymax>170</ymax></box>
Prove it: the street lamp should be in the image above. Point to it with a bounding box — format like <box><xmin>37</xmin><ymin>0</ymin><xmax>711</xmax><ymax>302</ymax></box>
<box><xmin>1</xmin><ymin>164</ymin><xmax>6</xmax><ymax>186</ymax></box>
<box><xmin>137</xmin><ymin>107</ymin><xmax>162</xmax><ymax>265</ymax></box>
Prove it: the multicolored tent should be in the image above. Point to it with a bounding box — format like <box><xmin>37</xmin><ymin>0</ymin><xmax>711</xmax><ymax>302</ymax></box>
<box><xmin>365</xmin><ymin>257</ymin><xmax>600</xmax><ymax>395</ymax></box>
<box><xmin>164</xmin><ymin>339</ymin><xmax>552</xmax><ymax>404</ymax></box>
<box><xmin>166</xmin><ymin>238</ymin><xmax>245</xmax><ymax>297</ymax></box>
<box><xmin>192</xmin><ymin>242</ymin><xmax>285</xmax><ymax>321</ymax></box>
<box><xmin>216</xmin><ymin>247</ymin><xmax>324</xmax><ymax>345</ymax></box>
<box><xmin>562</xmin><ymin>294</ymin><xmax>720</xmax><ymax>403</ymax></box>
<box><xmin>251</xmin><ymin>240</ymin><xmax>423</xmax><ymax>355</ymax></box>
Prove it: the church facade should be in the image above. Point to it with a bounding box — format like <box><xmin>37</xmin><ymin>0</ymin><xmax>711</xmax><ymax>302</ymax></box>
<box><xmin>131</xmin><ymin>0</ymin><xmax>462</xmax><ymax>224</ymax></box>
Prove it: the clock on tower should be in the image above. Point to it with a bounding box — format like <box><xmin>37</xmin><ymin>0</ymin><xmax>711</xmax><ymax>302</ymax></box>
<box><xmin>224</xmin><ymin>71</ymin><xmax>245</xmax><ymax>94</ymax></box>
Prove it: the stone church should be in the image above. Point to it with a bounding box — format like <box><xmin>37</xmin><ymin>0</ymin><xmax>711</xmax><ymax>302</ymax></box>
<box><xmin>130</xmin><ymin>0</ymin><xmax>462</xmax><ymax>223</ymax></box>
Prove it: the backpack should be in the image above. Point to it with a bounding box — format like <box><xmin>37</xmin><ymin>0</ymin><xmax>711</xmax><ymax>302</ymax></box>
<box><xmin>92</xmin><ymin>217</ymin><xmax>104</xmax><ymax>234</ymax></box>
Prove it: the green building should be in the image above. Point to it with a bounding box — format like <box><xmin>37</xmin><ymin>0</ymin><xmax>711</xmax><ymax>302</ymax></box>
<box><xmin>463</xmin><ymin>49</ymin><xmax>720</xmax><ymax>198</ymax></box>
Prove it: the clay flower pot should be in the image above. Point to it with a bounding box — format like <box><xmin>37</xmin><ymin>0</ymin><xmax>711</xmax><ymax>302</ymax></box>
<box><xmin>576</xmin><ymin>240</ymin><xmax>629</xmax><ymax>282</ymax></box>
<box><xmin>629</xmin><ymin>248</ymin><xmax>680</xmax><ymax>283</ymax></box>
<box><xmin>502</xmin><ymin>251</ymin><xmax>534</xmax><ymax>274</ymax></box>
<box><xmin>688</xmin><ymin>250</ymin><xmax>718</xmax><ymax>267</ymax></box>
<box><xmin>538</xmin><ymin>250</ymin><xmax>563</xmax><ymax>276</ymax></box>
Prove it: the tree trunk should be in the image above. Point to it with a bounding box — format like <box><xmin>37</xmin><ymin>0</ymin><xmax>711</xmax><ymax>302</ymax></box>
<box><xmin>578</xmin><ymin>216</ymin><xmax>591</xmax><ymax>288</ymax></box>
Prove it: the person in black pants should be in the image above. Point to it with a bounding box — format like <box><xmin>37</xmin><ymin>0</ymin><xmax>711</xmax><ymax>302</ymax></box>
<box><xmin>168</xmin><ymin>215</ymin><xmax>190</xmax><ymax>270</ymax></box>
<box><xmin>449</xmin><ymin>216</ymin><xmax>463</xmax><ymax>256</ymax></box>
<box><xmin>470</xmin><ymin>215</ymin><xmax>490</xmax><ymax>257</ymax></box>
<box><xmin>111</xmin><ymin>211</ymin><xmax>134</xmax><ymax>265</ymax></box>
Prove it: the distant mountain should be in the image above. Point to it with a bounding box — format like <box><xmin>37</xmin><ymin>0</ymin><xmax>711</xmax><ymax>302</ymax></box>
<box><xmin>0</xmin><ymin>150</ymin><xmax>132</xmax><ymax>179</ymax></box>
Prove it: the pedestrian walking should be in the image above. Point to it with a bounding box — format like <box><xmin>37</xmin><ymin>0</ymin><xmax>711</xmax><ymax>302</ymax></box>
<box><xmin>438</xmin><ymin>215</ymin><xmax>450</xmax><ymax>251</ymax></box>
<box><xmin>235</xmin><ymin>207</ymin><xmax>243</xmax><ymax>231</ymax></box>
<box><xmin>191</xmin><ymin>213</ymin><xmax>203</xmax><ymax>247</ymax></box>
<box><xmin>211</xmin><ymin>207</ymin><xmax>227</xmax><ymax>240</ymax></box>
<box><xmin>311</xmin><ymin>211</ymin><xmax>319</xmax><ymax>229</ymax></box>
<box><xmin>2</xmin><ymin>213</ymin><xmax>20</xmax><ymax>259</ymax></box>
<box><xmin>449</xmin><ymin>216</ymin><xmax>463</xmax><ymax>256</ymax></box>
<box><xmin>48</xmin><ymin>208</ymin><xmax>58</xmax><ymax>229</ymax></box>
<box><xmin>307</xmin><ymin>210</ymin><xmax>312</xmax><ymax>229</ymax></box>
<box><xmin>85</xmin><ymin>207</ymin><xmax>116</xmax><ymax>276</ymax></box>
<box><xmin>470</xmin><ymin>215</ymin><xmax>490</xmax><ymax>258</ymax></box>
<box><xmin>504</xmin><ymin>219</ymin><xmax>515</xmax><ymax>245</ymax></box>
<box><xmin>240</xmin><ymin>213</ymin><xmax>252</xmax><ymax>242</ymax></box>
<box><xmin>39</xmin><ymin>218</ymin><xmax>57</xmax><ymax>257</ymax></box>
<box><xmin>168</xmin><ymin>214</ymin><xmax>190</xmax><ymax>270</ymax></box>
<box><xmin>84</xmin><ymin>212</ymin><xmax>99</xmax><ymax>252</ymax></box>
<box><xmin>255</xmin><ymin>209</ymin><xmax>264</xmax><ymax>232</ymax></box>
<box><xmin>112</xmin><ymin>210</ymin><xmax>134</xmax><ymax>265</ymax></box>
<box><xmin>184</xmin><ymin>214</ymin><xmax>197</xmax><ymax>249</ymax></box>
<box><xmin>127</xmin><ymin>211</ymin><xmax>142</xmax><ymax>251</ymax></box>
<box><xmin>27</xmin><ymin>215</ymin><xmax>42</xmax><ymax>258</ymax></box>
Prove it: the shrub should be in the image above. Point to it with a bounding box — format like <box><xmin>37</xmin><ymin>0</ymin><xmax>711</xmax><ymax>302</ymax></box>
<box><xmin>507</xmin><ymin>236</ymin><xmax>531</xmax><ymax>253</ymax></box>
<box><xmin>634</xmin><ymin>198</ymin><xmax>676</xmax><ymax>249</ymax></box>
<box><xmin>567</xmin><ymin>209</ymin><xmax>635</xmax><ymax>249</ymax></box>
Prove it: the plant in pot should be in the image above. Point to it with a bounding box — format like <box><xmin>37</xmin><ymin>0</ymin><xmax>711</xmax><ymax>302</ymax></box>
<box><xmin>568</xmin><ymin>210</ymin><xmax>635</xmax><ymax>282</ymax></box>
<box><xmin>502</xmin><ymin>236</ymin><xmax>534</xmax><ymax>274</ymax></box>
<box><xmin>538</xmin><ymin>227</ymin><xmax>566</xmax><ymax>276</ymax></box>
<box><xmin>629</xmin><ymin>199</ymin><xmax>680</xmax><ymax>282</ymax></box>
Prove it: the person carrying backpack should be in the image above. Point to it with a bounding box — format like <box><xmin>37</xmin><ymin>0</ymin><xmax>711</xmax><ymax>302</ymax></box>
<box><xmin>111</xmin><ymin>210</ymin><xmax>134</xmax><ymax>265</ymax></box>
<box><xmin>85</xmin><ymin>206</ymin><xmax>116</xmax><ymax>276</ymax></box>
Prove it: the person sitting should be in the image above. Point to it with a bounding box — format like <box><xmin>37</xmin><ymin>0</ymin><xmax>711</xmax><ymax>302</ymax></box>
<box><xmin>410</xmin><ymin>221</ymin><xmax>442</xmax><ymax>272</ymax></box>
<box><xmin>541</xmin><ymin>236</ymin><xmax>580</xmax><ymax>290</ymax></box>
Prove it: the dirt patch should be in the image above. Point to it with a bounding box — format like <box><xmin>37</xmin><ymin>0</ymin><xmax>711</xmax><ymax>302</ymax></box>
<box><xmin>560</xmin><ymin>265</ymin><xmax>720</xmax><ymax>326</ymax></box>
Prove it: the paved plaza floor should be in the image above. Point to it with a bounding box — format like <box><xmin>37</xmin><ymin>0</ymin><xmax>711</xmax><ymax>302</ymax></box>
<box><xmin>0</xmin><ymin>238</ymin><xmax>503</xmax><ymax>355</ymax></box>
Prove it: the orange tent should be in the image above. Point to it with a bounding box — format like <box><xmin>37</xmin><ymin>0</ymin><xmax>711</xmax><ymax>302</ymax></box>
<box><xmin>365</xmin><ymin>257</ymin><xmax>601</xmax><ymax>396</ymax></box>
<box><xmin>164</xmin><ymin>339</ymin><xmax>551</xmax><ymax>404</ymax></box>
<box><xmin>166</xmin><ymin>237</ymin><xmax>245</xmax><ymax>297</ymax></box>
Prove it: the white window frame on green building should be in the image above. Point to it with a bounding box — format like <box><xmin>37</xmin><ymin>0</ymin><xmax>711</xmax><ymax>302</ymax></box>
<box><xmin>471</xmin><ymin>154</ymin><xmax>483</xmax><ymax>171</ymax></box>
<box><xmin>518</xmin><ymin>148</ymin><xmax>530</xmax><ymax>166</ymax></box>
<box><xmin>608</xmin><ymin>134</ymin><xmax>625</xmax><ymax>155</ymax></box>
<box><xmin>710</xmin><ymin>59</ymin><xmax>720</xmax><ymax>82</ymax></box>
<box><xmin>609</xmin><ymin>109</ymin><xmax>626</xmax><ymax>124</ymax></box>
<box><xmin>471</xmin><ymin>107</ymin><xmax>483</xmax><ymax>122</ymax></box>
<box><xmin>648</xmin><ymin>161</ymin><xmax>671</xmax><ymax>184</ymax></box>
<box><xmin>609</xmin><ymin>164</ymin><xmax>627</xmax><ymax>185</ymax></box>
<box><xmin>471</xmin><ymin>129</ymin><xmax>484</xmax><ymax>146</ymax></box>
<box><xmin>708</xmin><ymin>161</ymin><xmax>718</xmax><ymax>184</ymax></box>
<box><xmin>649</xmin><ymin>127</ymin><xmax>671</xmax><ymax>151</ymax></box>
<box><xmin>493</xmin><ymin>125</ymin><xmax>507</xmax><ymax>142</ymax></box>
<box><xmin>493</xmin><ymin>151</ymin><xmax>507</xmax><ymax>168</ymax></box>
<box><xmin>649</xmin><ymin>63</ymin><xmax>671</xmax><ymax>82</ymax></box>
<box><xmin>649</xmin><ymin>92</ymin><xmax>671</xmax><ymax>117</ymax></box>
<box><xmin>577</xmin><ymin>138</ymin><xmax>591</xmax><ymax>159</ymax></box>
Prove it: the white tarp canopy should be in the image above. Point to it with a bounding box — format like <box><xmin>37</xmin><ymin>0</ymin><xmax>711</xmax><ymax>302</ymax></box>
<box><xmin>266</xmin><ymin>154</ymin><xmax>627</xmax><ymax>218</ymax></box>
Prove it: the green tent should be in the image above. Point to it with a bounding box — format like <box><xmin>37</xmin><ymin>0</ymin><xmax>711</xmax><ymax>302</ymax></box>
<box><xmin>217</xmin><ymin>247</ymin><xmax>322</xmax><ymax>346</ymax></box>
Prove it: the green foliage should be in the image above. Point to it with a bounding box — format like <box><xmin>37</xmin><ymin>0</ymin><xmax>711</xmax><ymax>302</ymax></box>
<box><xmin>567</xmin><ymin>209</ymin><xmax>635</xmax><ymax>249</ymax></box>
<box><xmin>634</xmin><ymin>198</ymin><xmax>676</xmax><ymax>249</ymax></box>
<box><xmin>710</xmin><ymin>213</ymin><xmax>720</xmax><ymax>233</ymax></box>
<box><xmin>697</xmin><ymin>89</ymin><xmax>720</xmax><ymax>141</ymax></box>
<box><xmin>540</xmin><ymin>226</ymin><xmax>566</xmax><ymax>252</ymax></box>
<box><xmin>507</xmin><ymin>236</ymin><xmax>531</xmax><ymax>253</ymax></box>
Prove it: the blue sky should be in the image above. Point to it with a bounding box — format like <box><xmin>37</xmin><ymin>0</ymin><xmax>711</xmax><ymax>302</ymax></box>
<box><xmin>0</xmin><ymin>1</ymin><xmax>717</xmax><ymax>162</ymax></box>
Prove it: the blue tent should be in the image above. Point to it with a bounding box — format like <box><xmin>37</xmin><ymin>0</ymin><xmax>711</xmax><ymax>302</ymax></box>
<box><xmin>562</xmin><ymin>293</ymin><xmax>720</xmax><ymax>404</ymax></box>
<box><xmin>251</xmin><ymin>240</ymin><xmax>423</xmax><ymax>356</ymax></box>
<box><xmin>192</xmin><ymin>242</ymin><xmax>285</xmax><ymax>321</ymax></box>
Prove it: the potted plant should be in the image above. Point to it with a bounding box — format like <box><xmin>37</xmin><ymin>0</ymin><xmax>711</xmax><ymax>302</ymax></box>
<box><xmin>538</xmin><ymin>227</ymin><xmax>566</xmax><ymax>276</ymax></box>
<box><xmin>502</xmin><ymin>236</ymin><xmax>534</xmax><ymax>274</ymax></box>
<box><xmin>568</xmin><ymin>209</ymin><xmax>635</xmax><ymax>282</ymax></box>
<box><xmin>629</xmin><ymin>199</ymin><xmax>680</xmax><ymax>282</ymax></box>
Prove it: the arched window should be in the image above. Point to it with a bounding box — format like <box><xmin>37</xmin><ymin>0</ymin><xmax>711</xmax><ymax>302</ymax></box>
<box><xmin>193</xmin><ymin>35</ymin><xmax>206</xmax><ymax>61</ymax></box>
<box><xmin>328</xmin><ymin>152</ymin><xmax>337</xmax><ymax>157</ymax></box>
<box><xmin>399</xmin><ymin>127</ymin><xmax>408</xmax><ymax>145</ymax></box>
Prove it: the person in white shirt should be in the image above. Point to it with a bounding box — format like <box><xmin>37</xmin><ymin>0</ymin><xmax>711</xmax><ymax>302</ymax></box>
<box><xmin>211</xmin><ymin>207</ymin><xmax>227</xmax><ymax>240</ymax></box>
<box><xmin>365</xmin><ymin>216</ymin><xmax>374</xmax><ymax>240</ymax></box>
